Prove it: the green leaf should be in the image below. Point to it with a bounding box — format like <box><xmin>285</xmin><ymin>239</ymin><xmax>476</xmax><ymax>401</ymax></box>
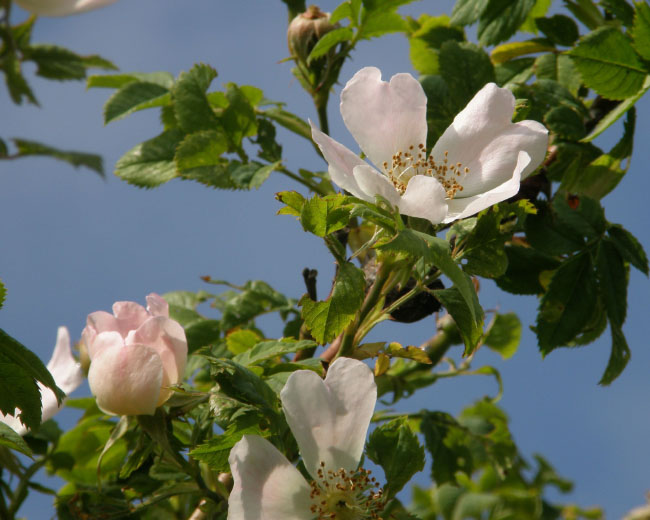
<box><xmin>607</xmin><ymin>224</ymin><xmax>649</xmax><ymax>275</ymax></box>
<box><xmin>599</xmin><ymin>324</ymin><xmax>630</xmax><ymax>385</ymax></box>
<box><xmin>633</xmin><ymin>1</ymin><xmax>650</xmax><ymax>59</ymax></box>
<box><xmin>0</xmin><ymin>279</ymin><xmax>5</xmax><ymax>309</ymax></box>
<box><xmin>494</xmin><ymin>57</ymin><xmax>535</xmax><ymax>85</ymax></box>
<box><xmin>12</xmin><ymin>139</ymin><xmax>103</xmax><ymax>176</ymax></box>
<box><xmin>596</xmin><ymin>239</ymin><xmax>628</xmax><ymax>328</ymax></box>
<box><xmin>104</xmin><ymin>81</ymin><xmax>170</xmax><ymax>124</ymax></box>
<box><xmin>535</xmin><ymin>15</ymin><xmax>579</xmax><ymax>46</ymax></box>
<box><xmin>552</xmin><ymin>193</ymin><xmax>606</xmax><ymax>241</ymax></box>
<box><xmin>174</xmin><ymin>130</ymin><xmax>231</xmax><ymax>187</ymax></box>
<box><xmin>24</xmin><ymin>44</ymin><xmax>114</xmax><ymax>81</ymax></box>
<box><xmin>172</xmin><ymin>64</ymin><xmax>219</xmax><ymax>133</ymax></box>
<box><xmin>438</xmin><ymin>41</ymin><xmax>495</xmax><ymax>109</ymax></box>
<box><xmin>3</xmin><ymin>53</ymin><xmax>38</xmax><ymax>105</ymax></box>
<box><xmin>569</xmin><ymin>27</ymin><xmax>646</xmax><ymax>100</ymax></box>
<box><xmin>495</xmin><ymin>244</ymin><xmax>561</xmax><ymax>295</ymax></box>
<box><xmin>217</xmin><ymin>280</ymin><xmax>295</xmax><ymax>331</ymax></box>
<box><xmin>0</xmin><ymin>422</ymin><xmax>32</xmax><ymax>456</ymax></box>
<box><xmin>570</xmin><ymin>109</ymin><xmax>635</xmax><ymax>198</ymax></box>
<box><xmin>582</xmin><ymin>76</ymin><xmax>650</xmax><ymax>141</ymax></box>
<box><xmin>525</xmin><ymin>201</ymin><xmax>586</xmax><ymax>255</ymax></box>
<box><xmin>536</xmin><ymin>252</ymin><xmax>598</xmax><ymax>354</ymax></box>
<box><xmin>276</xmin><ymin>190</ymin><xmax>307</xmax><ymax>217</ymax></box>
<box><xmin>0</xmin><ymin>329</ymin><xmax>64</xmax><ymax>431</ymax></box>
<box><xmin>234</xmin><ymin>339</ymin><xmax>317</xmax><ymax>366</ymax></box>
<box><xmin>307</xmin><ymin>27</ymin><xmax>353</xmax><ymax>61</ymax></box>
<box><xmin>477</xmin><ymin>0</ymin><xmax>536</xmax><ymax>46</ymax></box>
<box><xmin>300</xmin><ymin>194</ymin><xmax>351</xmax><ymax>237</ymax></box>
<box><xmin>484</xmin><ymin>312</ymin><xmax>522</xmax><ymax>359</ymax></box>
<box><xmin>87</xmin><ymin>71</ymin><xmax>175</xmax><ymax>89</ymax></box>
<box><xmin>415</xmin><ymin>233</ymin><xmax>483</xmax><ymax>325</ymax></box>
<box><xmin>190</xmin><ymin>421</ymin><xmax>266</xmax><ymax>472</ymax></box>
<box><xmin>434</xmin><ymin>287</ymin><xmax>484</xmax><ymax>355</ymax></box>
<box><xmin>115</xmin><ymin>130</ymin><xmax>182</xmax><ymax>188</ymax></box>
<box><xmin>544</xmin><ymin>105</ymin><xmax>586</xmax><ymax>139</ymax></box>
<box><xmin>450</xmin><ymin>0</ymin><xmax>490</xmax><ymax>26</ymax></box>
<box><xmin>490</xmin><ymin>40</ymin><xmax>555</xmax><ymax>64</ymax></box>
<box><xmin>359</xmin><ymin>10</ymin><xmax>407</xmax><ymax>39</ymax></box>
<box><xmin>564</xmin><ymin>0</ymin><xmax>606</xmax><ymax>29</ymax></box>
<box><xmin>300</xmin><ymin>261</ymin><xmax>365</xmax><ymax>344</ymax></box>
<box><xmin>366</xmin><ymin>418</ymin><xmax>425</xmax><ymax>498</ymax></box>
<box><xmin>222</xmin><ymin>83</ymin><xmax>258</xmax><ymax>148</ymax></box>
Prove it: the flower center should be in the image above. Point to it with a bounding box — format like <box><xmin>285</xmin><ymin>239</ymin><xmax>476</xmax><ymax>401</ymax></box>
<box><xmin>382</xmin><ymin>143</ymin><xmax>469</xmax><ymax>199</ymax></box>
<box><xmin>308</xmin><ymin>462</ymin><xmax>385</xmax><ymax>519</ymax></box>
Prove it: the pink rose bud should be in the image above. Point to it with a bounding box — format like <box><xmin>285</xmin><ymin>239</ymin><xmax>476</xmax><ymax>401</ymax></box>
<box><xmin>83</xmin><ymin>294</ymin><xmax>187</xmax><ymax>416</ymax></box>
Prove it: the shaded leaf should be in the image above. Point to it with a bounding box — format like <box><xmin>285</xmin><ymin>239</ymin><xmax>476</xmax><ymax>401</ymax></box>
<box><xmin>12</xmin><ymin>139</ymin><xmax>103</xmax><ymax>176</ymax></box>
<box><xmin>115</xmin><ymin>130</ymin><xmax>182</xmax><ymax>188</ymax></box>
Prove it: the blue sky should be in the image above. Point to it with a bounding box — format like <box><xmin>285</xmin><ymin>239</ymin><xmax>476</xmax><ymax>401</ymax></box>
<box><xmin>1</xmin><ymin>1</ymin><xmax>649</xmax><ymax>517</ymax></box>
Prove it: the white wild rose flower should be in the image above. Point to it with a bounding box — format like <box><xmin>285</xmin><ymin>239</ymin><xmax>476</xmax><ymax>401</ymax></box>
<box><xmin>228</xmin><ymin>357</ymin><xmax>383</xmax><ymax>520</ymax></box>
<box><xmin>311</xmin><ymin>67</ymin><xmax>549</xmax><ymax>224</ymax></box>
<box><xmin>0</xmin><ymin>327</ymin><xmax>83</xmax><ymax>436</ymax></box>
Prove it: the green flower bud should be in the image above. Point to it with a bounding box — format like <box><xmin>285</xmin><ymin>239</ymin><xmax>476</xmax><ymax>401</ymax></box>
<box><xmin>287</xmin><ymin>5</ymin><xmax>337</xmax><ymax>63</ymax></box>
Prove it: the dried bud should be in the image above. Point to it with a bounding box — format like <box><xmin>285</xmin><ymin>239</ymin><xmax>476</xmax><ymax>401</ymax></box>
<box><xmin>287</xmin><ymin>5</ymin><xmax>337</xmax><ymax>63</ymax></box>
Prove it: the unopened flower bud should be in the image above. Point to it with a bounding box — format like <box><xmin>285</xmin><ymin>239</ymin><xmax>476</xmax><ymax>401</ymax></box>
<box><xmin>287</xmin><ymin>5</ymin><xmax>337</xmax><ymax>63</ymax></box>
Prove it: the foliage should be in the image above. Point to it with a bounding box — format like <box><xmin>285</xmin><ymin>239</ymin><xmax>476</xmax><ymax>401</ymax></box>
<box><xmin>1</xmin><ymin>0</ymin><xmax>649</xmax><ymax>518</ymax></box>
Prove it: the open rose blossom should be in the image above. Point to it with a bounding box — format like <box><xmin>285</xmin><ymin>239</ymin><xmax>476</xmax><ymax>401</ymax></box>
<box><xmin>82</xmin><ymin>293</ymin><xmax>187</xmax><ymax>416</ymax></box>
<box><xmin>228</xmin><ymin>357</ymin><xmax>383</xmax><ymax>519</ymax></box>
<box><xmin>14</xmin><ymin>0</ymin><xmax>118</xmax><ymax>16</ymax></box>
<box><xmin>0</xmin><ymin>326</ymin><xmax>83</xmax><ymax>436</ymax></box>
<box><xmin>311</xmin><ymin>67</ymin><xmax>549</xmax><ymax>224</ymax></box>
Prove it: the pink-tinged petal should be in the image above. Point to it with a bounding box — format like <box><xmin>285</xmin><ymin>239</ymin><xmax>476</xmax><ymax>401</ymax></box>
<box><xmin>352</xmin><ymin>165</ymin><xmax>401</xmax><ymax>206</ymax></box>
<box><xmin>88</xmin><ymin>343</ymin><xmax>163</xmax><ymax>416</ymax></box>
<box><xmin>14</xmin><ymin>0</ymin><xmax>118</xmax><ymax>16</ymax></box>
<box><xmin>84</xmin><ymin>310</ymin><xmax>119</xmax><ymax>338</ymax></box>
<box><xmin>146</xmin><ymin>293</ymin><xmax>169</xmax><ymax>318</ymax></box>
<box><xmin>310</xmin><ymin>122</ymin><xmax>368</xmax><ymax>199</ymax></box>
<box><xmin>442</xmin><ymin>151</ymin><xmax>531</xmax><ymax>223</ymax></box>
<box><xmin>432</xmin><ymin>83</ymin><xmax>548</xmax><ymax>197</ymax></box>
<box><xmin>87</xmin><ymin>330</ymin><xmax>124</xmax><ymax>360</ymax></box>
<box><xmin>341</xmin><ymin>67</ymin><xmax>428</xmax><ymax>172</ymax></box>
<box><xmin>112</xmin><ymin>301</ymin><xmax>149</xmax><ymax>335</ymax></box>
<box><xmin>228</xmin><ymin>435</ymin><xmax>312</xmax><ymax>520</ymax></box>
<box><xmin>45</xmin><ymin>327</ymin><xmax>83</xmax><ymax>396</ymax></box>
<box><xmin>132</xmin><ymin>317</ymin><xmax>187</xmax><ymax>392</ymax></box>
<box><xmin>280</xmin><ymin>357</ymin><xmax>376</xmax><ymax>480</ymax></box>
<box><xmin>397</xmin><ymin>175</ymin><xmax>448</xmax><ymax>224</ymax></box>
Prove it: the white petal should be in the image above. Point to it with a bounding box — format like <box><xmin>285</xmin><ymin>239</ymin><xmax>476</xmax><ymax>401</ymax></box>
<box><xmin>280</xmin><ymin>357</ymin><xmax>376</xmax><ymax>480</ymax></box>
<box><xmin>442</xmin><ymin>151</ymin><xmax>531</xmax><ymax>223</ymax></box>
<box><xmin>341</xmin><ymin>67</ymin><xmax>428</xmax><ymax>172</ymax></box>
<box><xmin>397</xmin><ymin>175</ymin><xmax>448</xmax><ymax>224</ymax></box>
<box><xmin>0</xmin><ymin>413</ymin><xmax>28</xmax><ymax>436</ymax></box>
<box><xmin>14</xmin><ymin>0</ymin><xmax>117</xmax><ymax>16</ymax></box>
<box><xmin>310</xmin><ymin>121</ymin><xmax>368</xmax><ymax>199</ymax></box>
<box><xmin>46</xmin><ymin>327</ymin><xmax>83</xmax><ymax>396</ymax></box>
<box><xmin>228</xmin><ymin>435</ymin><xmax>312</xmax><ymax>520</ymax></box>
<box><xmin>432</xmin><ymin>83</ymin><xmax>548</xmax><ymax>198</ymax></box>
<box><xmin>87</xmin><ymin>330</ymin><xmax>124</xmax><ymax>360</ymax></box>
<box><xmin>352</xmin><ymin>165</ymin><xmax>401</xmax><ymax>206</ymax></box>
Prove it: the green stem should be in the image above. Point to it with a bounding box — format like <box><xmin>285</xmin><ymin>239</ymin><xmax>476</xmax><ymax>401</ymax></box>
<box><xmin>277</xmin><ymin>166</ymin><xmax>328</xmax><ymax>195</ymax></box>
<box><xmin>315</xmin><ymin>97</ymin><xmax>329</xmax><ymax>136</ymax></box>
<box><xmin>7</xmin><ymin>458</ymin><xmax>47</xmax><ymax>518</ymax></box>
<box><xmin>338</xmin><ymin>265</ymin><xmax>390</xmax><ymax>358</ymax></box>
